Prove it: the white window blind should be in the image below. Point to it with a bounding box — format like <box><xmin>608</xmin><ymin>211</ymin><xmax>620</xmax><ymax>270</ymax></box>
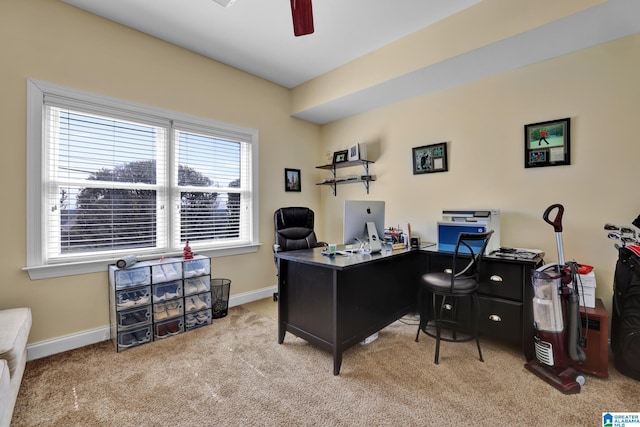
<box><xmin>26</xmin><ymin>79</ymin><xmax>259</xmax><ymax>278</ymax></box>
<box><xmin>174</xmin><ymin>127</ymin><xmax>252</xmax><ymax>246</ymax></box>
<box><xmin>44</xmin><ymin>105</ymin><xmax>167</xmax><ymax>260</ymax></box>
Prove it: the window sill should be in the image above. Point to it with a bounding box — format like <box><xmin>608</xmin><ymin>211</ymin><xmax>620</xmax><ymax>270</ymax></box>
<box><xmin>23</xmin><ymin>243</ymin><xmax>261</xmax><ymax>280</ymax></box>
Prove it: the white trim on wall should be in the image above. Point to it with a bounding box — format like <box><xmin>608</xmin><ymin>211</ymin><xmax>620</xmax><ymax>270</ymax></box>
<box><xmin>26</xmin><ymin>285</ymin><xmax>277</xmax><ymax>361</ymax></box>
<box><xmin>24</xmin><ymin>78</ymin><xmax>261</xmax><ymax>280</ymax></box>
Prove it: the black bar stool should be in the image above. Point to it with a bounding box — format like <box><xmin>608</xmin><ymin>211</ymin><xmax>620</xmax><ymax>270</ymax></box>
<box><xmin>415</xmin><ymin>231</ymin><xmax>493</xmax><ymax>364</ymax></box>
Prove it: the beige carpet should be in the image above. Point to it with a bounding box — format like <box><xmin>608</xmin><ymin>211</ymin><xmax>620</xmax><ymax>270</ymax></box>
<box><xmin>12</xmin><ymin>303</ymin><xmax>638</xmax><ymax>426</ymax></box>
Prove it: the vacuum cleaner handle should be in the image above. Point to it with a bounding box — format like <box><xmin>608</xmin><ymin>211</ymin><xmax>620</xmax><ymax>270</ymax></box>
<box><xmin>543</xmin><ymin>204</ymin><xmax>564</xmax><ymax>232</ymax></box>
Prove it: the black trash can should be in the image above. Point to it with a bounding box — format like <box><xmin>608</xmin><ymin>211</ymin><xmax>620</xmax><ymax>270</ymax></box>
<box><xmin>211</xmin><ymin>278</ymin><xmax>231</xmax><ymax>319</ymax></box>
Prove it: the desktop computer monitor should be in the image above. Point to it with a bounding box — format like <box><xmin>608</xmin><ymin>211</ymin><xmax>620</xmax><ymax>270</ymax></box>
<box><xmin>343</xmin><ymin>200</ymin><xmax>385</xmax><ymax>245</ymax></box>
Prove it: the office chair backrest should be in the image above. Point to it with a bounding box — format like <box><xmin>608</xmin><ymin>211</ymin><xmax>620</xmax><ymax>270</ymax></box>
<box><xmin>274</xmin><ymin>207</ymin><xmax>321</xmax><ymax>252</ymax></box>
<box><xmin>452</xmin><ymin>231</ymin><xmax>494</xmax><ymax>284</ymax></box>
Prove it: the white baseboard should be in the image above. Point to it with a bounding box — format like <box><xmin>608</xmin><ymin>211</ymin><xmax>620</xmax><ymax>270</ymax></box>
<box><xmin>26</xmin><ymin>285</ymin><xmax>277</xmax><ymax>361</ymax></box>
<box><xmin>27</xmin><ymin>325</ymin><xmax>111</xmax><ymax>361</ymax></box>
<box><xmin>228</xmin><ymin>285</ymin><xmax>277</xmax><ymax>306</ymax></box>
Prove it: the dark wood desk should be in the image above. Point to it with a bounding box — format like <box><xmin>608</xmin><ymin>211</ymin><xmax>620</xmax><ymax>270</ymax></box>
<box><xmin>276</xmin><ymin>246</ymin><xmax>544</xmax><ymax>374</ymax></box>
<box><xmin>276</xmin><ymin>247</ymin><xmax>419</xmax><ymax>375</ymax></box>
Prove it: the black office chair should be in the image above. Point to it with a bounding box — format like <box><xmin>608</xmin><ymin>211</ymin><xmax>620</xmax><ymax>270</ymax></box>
<box><xmin>415</xmin><ymin>230</ymin><xmax>493</xmax><ymax>364</ymax></box>
<box><xmin>272</xmin><ymin>207</ymin><xmax>326</xmax><ymax>300</ymax></box>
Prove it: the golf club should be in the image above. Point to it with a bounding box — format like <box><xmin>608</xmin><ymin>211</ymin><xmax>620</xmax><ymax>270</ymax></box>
<box><xmin>621</xmin><ymin>227</ymin><xmax>637</xmax><ymax>238</ymax></box>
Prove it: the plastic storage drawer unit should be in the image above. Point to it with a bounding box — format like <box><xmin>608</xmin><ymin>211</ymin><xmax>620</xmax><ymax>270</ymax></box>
<box><xmin>153</xmin><ymin>299</ymin><xmax>184</xmax><ymax>321</ymax></box>
<box><xmin>185</xmin><ymin>293</ymin><xmax>211</xmax><ymax>313</ymax></box>
<box><xmin>183</xmin><ymin>256</ymin><xmax>211</xmax><ymax>278</ymax></box>
<box><xmin>152</xmin><ymin>280</ymin><xmax>183</xmax><ymax>303</ymax></box>
<box><xmin>115</xmin><ymin>286</ymin><xmax>151</xmax><ymax>310</ymax></box>
<box><xmin>151</xmin><ymin>261</ymin><xmax>183</xmax><ymax>283</ymax></box>
<box><xmin>154</xmin><ymin>317</ymin><xmax>184</xmax><ymax>339</ymax></box>
<box><xmin>184</xmin><ymin>275</ymin><xmax>211</xmax><ymax>296</ymax></box>
<box><xmin>118</xmin><ymin>324</ymin><xmax>152</xmax><ymax>351</ymax></box>
<box><xmin>116</xmin><ymin>305</ymin><xmax>152</xmax><ymax>329</ymax></box>
<box><xmin>186</xmin><ymin>309</ymin><xmax>212</xmax><ymax>330</ymax></box>
<box><xmin>112</xmin><ymin>267</ymin><xmax>151</xmax><ymax>289</ymax></box>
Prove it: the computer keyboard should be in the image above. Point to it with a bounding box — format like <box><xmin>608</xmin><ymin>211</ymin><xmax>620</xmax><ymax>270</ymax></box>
<box><xmin>336</xmin><ymin>250</ymin><xmax>354</xmax><ymax>256</ymax></box>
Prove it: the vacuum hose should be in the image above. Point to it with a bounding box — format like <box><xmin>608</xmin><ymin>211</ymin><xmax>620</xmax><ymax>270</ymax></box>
<box><xmin>568</xmin><ymin>293</ymin><xmax>587</xmax><ymax>363</ymax></box>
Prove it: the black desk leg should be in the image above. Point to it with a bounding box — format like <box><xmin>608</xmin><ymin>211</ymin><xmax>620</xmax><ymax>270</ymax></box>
<box><xmin>333</xmin><ymin>352</ymin><xmax>342</xmax><ymax>375</ymax></box>
<box><xmin>332</xmin><ymin>270</ymin><xmax>341</xmax><ymax>375</ymax></box>
<box><xmin>277</xmin><ymin>259</ymin><xmax>287</xmax><ymax>344</ymax></box>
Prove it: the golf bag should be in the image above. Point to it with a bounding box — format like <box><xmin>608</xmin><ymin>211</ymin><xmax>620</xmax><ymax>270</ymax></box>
<box><xmin>611</xmin><ymin>245</ymin><xmax>640</xmax><ymax>381</ymax></box>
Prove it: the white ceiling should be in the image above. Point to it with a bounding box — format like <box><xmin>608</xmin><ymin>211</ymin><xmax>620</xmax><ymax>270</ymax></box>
<box><xmin>61</xmin><ymin>0</ymin><xmax>640</xmax><ymax>124</ymax></box>
<box><xmin>60</xmin><ymin>0</ymin><xmax>482</xmax><ymax>88</ymax></box>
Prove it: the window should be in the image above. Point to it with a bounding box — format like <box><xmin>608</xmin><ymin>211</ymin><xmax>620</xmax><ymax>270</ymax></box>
<box><xmin>25</xmin><ymin>79</ymin><xmax>259</xmax><ymax>279</ymax></box>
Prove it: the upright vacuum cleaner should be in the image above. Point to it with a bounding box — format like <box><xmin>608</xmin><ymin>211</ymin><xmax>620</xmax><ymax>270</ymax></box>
<box><xmin>524</xmin><ymin>204</ymin><xmax>587</xmax><ymax>394</ymax></box>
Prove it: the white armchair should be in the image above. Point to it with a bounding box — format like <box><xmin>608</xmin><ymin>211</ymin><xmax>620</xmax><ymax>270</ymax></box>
<box><xmin>0</xmin><ymin>308</ymin><xmax>32</xmax><ymax>427</ymax></box>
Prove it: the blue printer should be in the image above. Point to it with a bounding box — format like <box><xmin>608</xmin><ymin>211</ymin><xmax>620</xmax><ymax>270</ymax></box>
<box><xmin>437</xmin><ymin>209</ymin><xmax>500</xmax><ymax>255</ymax></box>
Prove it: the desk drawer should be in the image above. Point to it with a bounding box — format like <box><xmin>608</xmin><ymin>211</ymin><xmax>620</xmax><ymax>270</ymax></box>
<box><xmin>428</xmin><ymin>254</ymin><xmax>459</xmax><ymax>275</ymax></box>
<box><xmin>428</xmin><ymin>256</ymin><xmax>523</xmax><ymax>301</ymax></box>
<box><xmin>478</xmin><ymin>296</ymin><xmax>521</xmax><ymax>344</ymax></box>
<box><xmin>479</xmin><ymin>261</ymin><xmax>523</xmax><ymax>301</ymax></box>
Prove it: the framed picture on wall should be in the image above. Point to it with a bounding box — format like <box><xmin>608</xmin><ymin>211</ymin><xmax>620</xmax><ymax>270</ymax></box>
<box><xmin>285</xmin><ymin>168</ymin><xmax>301</xmax><ymax>192</ymax></box>
<box><xmin>524</xmin><ymin>118</ymin><xmax>570</xmax><ymax>168</ymax></box>
<box><xmin>332</xmin><ymin>150</ymin><xmax>349</xmax><ymax>164</ymax></box>
<box><xmin>412</xmin><ymin>142</ymin><xmax>448</xmax><ymax>174</ymax></box>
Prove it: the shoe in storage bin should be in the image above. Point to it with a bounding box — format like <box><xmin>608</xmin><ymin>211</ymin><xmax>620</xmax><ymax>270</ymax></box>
<box><xmin>151</xmin><ymin>260</ymin><xmax>183</xmax><ymax>283</ymax></box>
<box><xmin>115</xmin><ymin>286</ymin><xmax>151</xmax><ymax>310</ymax></box>
<box><xmin>154</xmin><ymin>317</ymin><xmax>184</xmax><ymax>339</ymax></box>
<box><xmin>211</xmin><ymin>278</ymin><xmax>231</xmax><ymax>319</ymax></box>
<box><xmin>185</xmin><ymin>293</ymin><xmax>211</xmax><ymax>313</ymax></box>
<box><xmin>183</xmin><ymin>256</ymin><xmax>210</xmax><ymax>278</ymax></box>
<box><xmin>111</xmin><ymin>266</ymin><xmax>151</xmax><ymax>289</ymax></box>
<box><xmin>118</xmin><ymin>324</ymin><xmax>152</xmax><ymax>351</ymax></box>
<box><xmin>184</xmin><ymin>275</ymin><xmax>210</xmax><ymax>296</ymax></box>
<box><xmin>116</xmin><ymin>305</ymin><xmax>152</xmax><ymax>329</ymax></box>
<box><xmin>185</xmin><ymin>309</ymin><xmax>212</xmax><ymax>330</ymax></box>
<box><xmin>153</xmin><ymin>299</ymin><xmax>184</xmax><ymax>321</ymax></box>
<box><xmin>152</xmin><ymin>280</ymin><xmax>183</xmax><ymax>303</ymax></box>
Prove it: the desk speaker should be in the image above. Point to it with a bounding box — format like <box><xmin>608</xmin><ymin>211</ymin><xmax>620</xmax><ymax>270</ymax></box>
<box><xmin>410</xmin><ymin>237</ymin><xmax>420</xmax><ymax>249</ymax></box>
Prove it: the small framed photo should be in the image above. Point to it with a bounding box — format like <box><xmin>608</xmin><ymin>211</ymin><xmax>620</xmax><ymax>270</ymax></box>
<box><xmin>412</xmin><ymin>142</ymin><xmax>448</xmax><ymax>175</ymax></box>
<box><xmin>524</xmin><ymin>118</ymin><xmax>570</xmax><ymax>168</ymax></box>
<box><xmin>332</xmin><ymin>150</ymin><xmax>349</xmax><ymax>164</ymax></box>
<box><xmin>284</xmin><ymin>168</ymin><xmax>301</xmax><ymax>192</ymax></box>
<box><xmin>348</xmin><ymin>142</ymin><xmax>367</xmax><ymax>161</ymax></box>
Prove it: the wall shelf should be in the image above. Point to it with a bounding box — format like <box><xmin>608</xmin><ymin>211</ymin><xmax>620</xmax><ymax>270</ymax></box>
<box><xmin>316</xmin><ymin>159</ymin><xmax>375</xmax><ymax>196</ymax></box>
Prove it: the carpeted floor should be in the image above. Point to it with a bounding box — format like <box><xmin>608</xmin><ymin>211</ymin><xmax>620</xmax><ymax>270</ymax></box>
<box><xmin>11</xmin><ymin>301</ymin><xmax>638</xmax><ymax>426</ymax></box>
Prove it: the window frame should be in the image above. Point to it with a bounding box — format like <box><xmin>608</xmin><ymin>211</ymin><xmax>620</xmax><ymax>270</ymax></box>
<box><xmin>25</xmin><ymin>79</ymin><xmax>260</xmax><ymax>280</ymax></box>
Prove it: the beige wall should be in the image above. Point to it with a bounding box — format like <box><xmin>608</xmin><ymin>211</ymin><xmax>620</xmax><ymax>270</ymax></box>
<box><xmin>318</xmin><ymin>34</ymin><xmax>640</xmax><ymax>318</ymax></box>
<box><xmin>2</xmin><ymin>0</ymin><xmax>638</xmax><ymax>349</ymax></box>
<box><xmin>291</xmin><ymin>0</ymin><xmax>606</xmax><ymax>116</ymax></box>
<box><xmin>0</xmin><ymin>1</ymin><xmax>321</xmax><ymax>344</ymax></box>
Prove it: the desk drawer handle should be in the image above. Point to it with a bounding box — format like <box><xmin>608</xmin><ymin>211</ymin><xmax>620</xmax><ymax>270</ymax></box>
<box><xmin>489</xmin><ymin>275</ymin><xmax>503</xmax><ymax>282</ymax></box>
<box><xmin>488</xmin><ymin>314</ymin><xmax>502</xmax><ymax>322</ymax></box>
<box><xmin>444</xmin><ymin>268</ymin><xmax>453</xmax><ymax>274</ymax></box>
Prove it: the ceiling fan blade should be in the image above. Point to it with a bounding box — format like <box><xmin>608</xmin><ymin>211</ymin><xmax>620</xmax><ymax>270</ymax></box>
<box><xmin>290</xmin><ymin>0</ymin><xmax>314</xmax><ymax>37</ymax></box>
